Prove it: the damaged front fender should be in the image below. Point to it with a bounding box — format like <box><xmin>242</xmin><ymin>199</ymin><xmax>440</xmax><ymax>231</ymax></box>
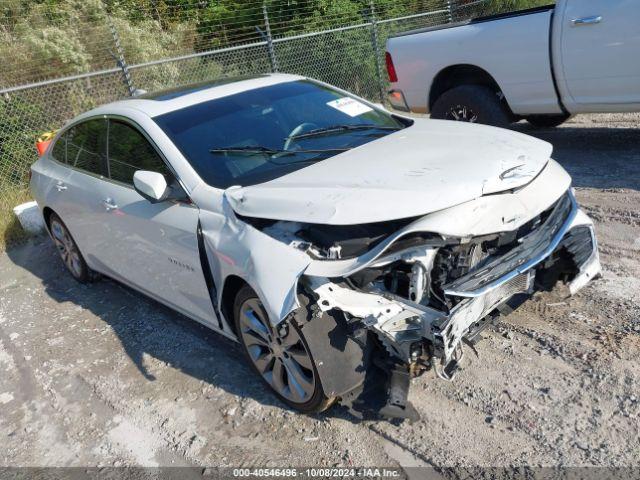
<box><xmin>198</xmin><ymin>196</ymin><xmax>312</xmax><ymax>327</ymax></box>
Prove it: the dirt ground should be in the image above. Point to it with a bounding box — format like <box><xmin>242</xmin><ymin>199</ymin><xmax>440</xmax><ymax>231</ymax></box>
<box><xmin>0</xmin><ymin>113</ymin><xmax>639</xmax><ymax>472</ymax></box>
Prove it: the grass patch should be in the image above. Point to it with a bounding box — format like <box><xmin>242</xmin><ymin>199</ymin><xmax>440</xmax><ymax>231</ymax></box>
<box><xmin>0</xmin><ymin>187</ymin><xmax>33</xmax><ymax>253</ymax></box>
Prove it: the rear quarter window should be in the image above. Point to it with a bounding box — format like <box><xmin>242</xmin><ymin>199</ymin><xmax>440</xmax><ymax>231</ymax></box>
<box><xmin>66</xmin><ymin>119</ymin><xmax>109</xmax><ymax>177</ymax></box>
<box><xmin>50</xmin><ymin>133</ymin><xmax>67</xmax><ymax>163</ymax></box>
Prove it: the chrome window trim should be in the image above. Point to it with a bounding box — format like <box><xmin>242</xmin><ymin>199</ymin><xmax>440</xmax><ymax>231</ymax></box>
<box><xmin>46</xmin><ymin>114</ymin><xmax>194</xmax><ymax>203</ymax></box>
<box><xmin>48</xmin><ymin>118</ymin><xmax>109</xmax><ymax>183</ymax></box>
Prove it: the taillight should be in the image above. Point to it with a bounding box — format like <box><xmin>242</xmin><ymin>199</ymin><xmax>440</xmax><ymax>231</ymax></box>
<box><xmin>36</xmin><ymin>131</ymin><xmax>56</xmax><ymax>157</ymax></box>
<box><xmin>385</xmin><ymin>52</ymin><xmax>398</xmax><ymax>83</ymax></box>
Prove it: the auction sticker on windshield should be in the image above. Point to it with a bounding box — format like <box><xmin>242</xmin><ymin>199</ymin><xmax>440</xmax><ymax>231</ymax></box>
<box><xmin>327</xmin><ymin>97</ymin><xmax>373</xmax><ymax>117</ymax></box>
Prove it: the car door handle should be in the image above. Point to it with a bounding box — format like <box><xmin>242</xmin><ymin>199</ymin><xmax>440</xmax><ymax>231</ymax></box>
<box><xmin>102</xmin><ymin>198</ymin><xmax>118</xmax><ymax>211</ymax></box>
<box><xmin>55</xmin><ymin>182</ymin><xmax>67</xmax><ymax>192</ymax></box>
<box><xmin>572</xmin><ymin>15</ymin><xmax>602</xmax><ymax>26</ymax></box>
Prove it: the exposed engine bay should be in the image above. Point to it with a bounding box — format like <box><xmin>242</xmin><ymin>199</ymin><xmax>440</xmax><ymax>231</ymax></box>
<box><xmin>244</xmin><ymin>189</ymin><xmax>601</xmax><ymax>420</ymax></box>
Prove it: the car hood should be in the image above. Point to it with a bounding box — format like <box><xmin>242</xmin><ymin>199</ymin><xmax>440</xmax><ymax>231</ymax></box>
<box><xmin>225</xmin><ymin>118</ymin><xmax>553</xmax><ymax>225</ymax></box>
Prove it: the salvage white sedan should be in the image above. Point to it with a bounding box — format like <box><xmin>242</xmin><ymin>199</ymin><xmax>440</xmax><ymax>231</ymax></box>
<box><xmin>31</xmin><ymin>74</ymin><xmax>600</xmax><ymax>419</ymax></box>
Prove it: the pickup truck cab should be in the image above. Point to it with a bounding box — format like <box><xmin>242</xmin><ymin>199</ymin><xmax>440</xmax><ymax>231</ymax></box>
<box><xmin>385</xmin><ymin>1</ymin><xmax>640</xmax><ymax>128</ymax></box>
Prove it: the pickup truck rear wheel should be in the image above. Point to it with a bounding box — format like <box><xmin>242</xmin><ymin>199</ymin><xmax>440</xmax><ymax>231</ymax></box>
<box><xmin>431</xmin><ymin>85</ymin><xmax>511</xmax><ymax>128</ymax></box>
<box><xmin>525</xmin><ymin>114</ymin><xmax>571</xmax><ymax>128</ymax></box>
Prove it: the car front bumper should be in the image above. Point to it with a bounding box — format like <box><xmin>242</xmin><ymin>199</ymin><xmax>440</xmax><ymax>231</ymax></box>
<box><xmin>433</xmin><ymin>192</ymin><xmax>600</xmax><ymax>364</ymax></box>
<box><xmin>311</xmin><ymin>191</ymin><xmax>601</xmax><ymax>371</ymax></box>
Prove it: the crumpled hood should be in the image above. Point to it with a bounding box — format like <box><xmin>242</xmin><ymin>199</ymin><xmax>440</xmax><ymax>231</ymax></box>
<box><xmin>225</xmin><ymin>118</ymin><xmax>553</xmax><ymax>225</ymax></box>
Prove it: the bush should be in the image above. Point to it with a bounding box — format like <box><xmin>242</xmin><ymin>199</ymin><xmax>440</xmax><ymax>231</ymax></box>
<box><xmin>0</xmin><ymin>96</ymin><xmax>44</xmax><ymax>190</ymax></box>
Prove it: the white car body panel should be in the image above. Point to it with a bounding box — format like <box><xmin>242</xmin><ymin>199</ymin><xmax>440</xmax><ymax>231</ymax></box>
<box><xmin>49</xmin><ymin>166</ymin><xmax>113</xmax><ymax>267</ymax></box>
<box><xmin>90</xmin><ymin>182</ymin><xmax>216</xmax><ymax>327</ymax></box>
<box><xmin>30</xmin><ymin>74</ymin><xmax>601</xmax><ymax>389</ymax></box>
<box><xmin>197</xmin><ymin>203</ymin><xmax>310</xmax><ymax>323</ymax></box>
<box><xmin>566</xmin><ymin>209</ymin><xmax>601</xmax><ymax>295</ymax></box>
<box><xmin>553</xmin><ymin>0</ymin><xmax>640</xmax><ymax>112</ymax></box>
<box><xmin>227</xmin><ymin>119</ymin><xmax>553</xmax><ymax>225</ymax></box>
<box><xmin>31</xmin><ymin>153</ymin><xmax>218</xmax><ymax>327</ymax></box>
<box><xmin>386</xmin><ymin>0</ymin><xmax>640</xmax><ymax>116</ymax></box>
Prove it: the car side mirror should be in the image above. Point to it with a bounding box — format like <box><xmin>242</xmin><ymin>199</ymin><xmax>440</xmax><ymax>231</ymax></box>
<box><xmin>133</xmin><ymin>170</ymin><xmax>169</xmax><ymax>203</ymax></box>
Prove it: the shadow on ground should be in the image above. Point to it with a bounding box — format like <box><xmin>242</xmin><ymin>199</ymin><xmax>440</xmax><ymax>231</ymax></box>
<box><xmin>1</xmin><ymin>214</ymin><xmax>30</xmax><ymax>253</ymax></box>
<box><xmin>512</xmin><ymin>124</ymin><xmax>640</xmax><ymax>191</ymax></box>
<box><xmin>4</xmin><ymin>238</ymin><xmax>378</xmax><ymax>423</ymax></box>
<box><xmin>5</xmin><ymin>239</ymin><xmax>295</xmax><ymax>410</ymax></box>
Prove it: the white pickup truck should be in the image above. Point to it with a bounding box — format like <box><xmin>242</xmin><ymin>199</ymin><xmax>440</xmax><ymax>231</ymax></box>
<box><xmin>385</xmin><ymin>1</ymin><xmax>640</xmax><ymax>128</ymax></box>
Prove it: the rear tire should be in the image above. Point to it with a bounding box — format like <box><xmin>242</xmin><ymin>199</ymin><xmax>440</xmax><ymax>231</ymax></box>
<box><xmin>233</xmin><ymin>284</ymin><xmax>333</xmax><ymax>413</ymax></box>
<box><xmin>431</xmin><ymin>85</ymin><xmax>511</xmax><ymax>129</ymax></box>
<box><xmin>525</xmin><ymin>114</ymin><xmax>571</xmax><ymax>128</ymax></box>
<box><xmin>48</xmin><ymin>213</ymin><xmax>97</xmax><ymax>283</ymax></box>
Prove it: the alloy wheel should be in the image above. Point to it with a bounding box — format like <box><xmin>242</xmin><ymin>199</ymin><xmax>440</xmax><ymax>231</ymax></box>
<box><xmin>50</xmin><ymin>219</ymin><xmax>83</xmax><ymax>279</ymax></box>
<box><xmin>239</xmin><ymin>298</ymin><xmax>316</xmax><ymax>404</ymax></box>
<box><xmin>447</xmin><ymin>104</ymin><xmax>478</xmax><ymax>123</ymax></box>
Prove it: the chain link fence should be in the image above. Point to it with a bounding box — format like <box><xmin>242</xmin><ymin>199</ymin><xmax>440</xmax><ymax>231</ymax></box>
<box><xmin>0</xmin><ymin>0</ymin><xmax>545</xmax><ymax>224</ymax></box>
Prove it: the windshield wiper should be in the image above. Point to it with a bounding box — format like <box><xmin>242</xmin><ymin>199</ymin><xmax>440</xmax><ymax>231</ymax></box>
<box><xmin>210</xmin><ymin>145</ymin><xmax>289</xmax><ymax>155</ymax></box>
<box><xmin>209</xmin><ymin>145</ymin><xmax>350</xmax><ymax>156</ymax></box>
<box><xmin>287</xmin><ymin>124</ymin><xmax>401</xmax><ymax>140</ymax></box>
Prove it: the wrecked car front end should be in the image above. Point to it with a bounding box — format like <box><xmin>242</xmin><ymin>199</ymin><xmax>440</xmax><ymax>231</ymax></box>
<box><xmin>227</xmin><ymin>159</ymin><xmax>600</xmax><ymax>419</ymax></box>
<box><xmin>306</xmin><ymin>190</ymin><xmax>599</xmax><ymax>377</ymax></box>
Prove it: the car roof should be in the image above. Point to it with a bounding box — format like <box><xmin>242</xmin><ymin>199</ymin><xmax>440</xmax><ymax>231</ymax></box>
<box><xmin>84</xmin><ymin>73</ymin><xmax>305</xmax><ymax>119</ymax></box>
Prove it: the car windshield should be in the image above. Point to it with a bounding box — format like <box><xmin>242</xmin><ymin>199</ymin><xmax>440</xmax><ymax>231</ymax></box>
<box><xmin>153</xmin><ymin>80</ymin><xmax>406</xmax><ymax>189</ymax></box>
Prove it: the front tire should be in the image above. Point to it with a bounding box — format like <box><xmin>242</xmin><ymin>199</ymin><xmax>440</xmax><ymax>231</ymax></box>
<box><xmin>48</xmin><ymin>213</ymin><xmax>95</xmax><ymax>283</ymax></box>
<box><xmin>233</xmin><ymin>284</ymin><xmax>332</xmax><ymax>413</ymax></box>
<box><xmin>431</xmin><ymin>85</ymin><xmax>511</xmax><ymax>128</ymax></box>
<box><xmin>525</xmin><ymin>114</ymin><xmax>571</xmax><ymax>128</ymax></box>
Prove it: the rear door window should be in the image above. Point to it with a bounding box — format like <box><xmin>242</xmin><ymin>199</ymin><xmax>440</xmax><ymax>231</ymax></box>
<box><xmin>65</xmin><ymin>119</ymin><xmax>109</xmax><ymax>177</ymax></box>
<box><xmin>107</xmin><ymin>120</ymin><xmax>170</xmax><ymax>185</ymax></box>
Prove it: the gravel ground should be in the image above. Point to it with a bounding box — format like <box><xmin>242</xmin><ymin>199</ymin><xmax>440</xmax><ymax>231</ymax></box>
<box><xmin>0</xmin><ymin>113</ymin><xmax>639</xmax><ymax>471</ymax></box>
